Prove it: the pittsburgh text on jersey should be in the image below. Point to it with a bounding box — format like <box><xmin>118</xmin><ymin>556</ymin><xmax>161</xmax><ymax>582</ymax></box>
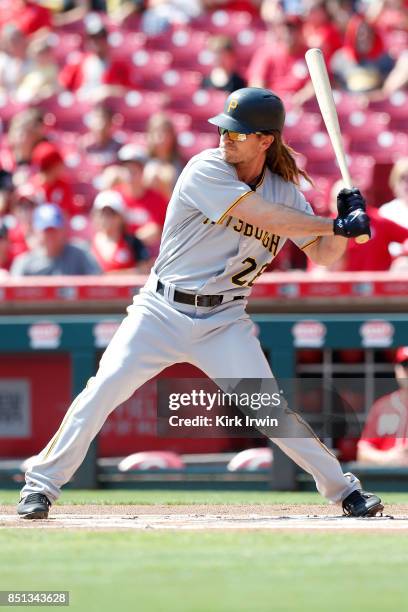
<box><xmin>203</xmin><ymin>215</ymin><xmax>281</xmax><ymax>255</ymax></box>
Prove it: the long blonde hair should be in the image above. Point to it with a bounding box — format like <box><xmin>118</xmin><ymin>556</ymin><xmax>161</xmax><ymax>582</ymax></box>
<box><xmin>266</xmin><ymin>130</ymin><xmax>313</xmax><ymax>186</ymax></box>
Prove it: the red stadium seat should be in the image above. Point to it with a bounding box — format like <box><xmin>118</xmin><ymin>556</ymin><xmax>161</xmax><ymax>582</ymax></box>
<box><xmin>368</xmin><ymin>91</ymin><xmax>408</xmax><ymax>132</ymax></box>
<box><xmin>332</xmin><ymin>90</ymin><xmax>369</xmax><ymax>118</ymax></box>
<box><xmin>155</xmin><ymin>69</ymin><xmax>202</xmax><ymax>98</ymax></box>
<box><xmin>234</xmin><ymin>29</ymin><xmax>268</xmax><ymax>65</ymax></box>
<box><xmin>347</xmin><ymin>154</ymin><xmax>376</xmax><ymax>191</ymax></box>
<box><xmin>177</xmin><ymin>131</ymin><xmax>219</xmax><ymax>160</ymax></box>
<box><xmin>48</xmin><ymin>32</ymin><xmax>82</xmax><ymax>66</ymax></box>
<box><xmin>284</xmin><ymin>111</ymin><xmax>322</xmax><ymax>144</ymax></box>
<box><xmin>191</xmin><ymin>10</ymin><xmax>254</xmax><ymax>35</ymax></box>
<box><xmin>102</xmin><ymin>91</ymin><xmax>166</xmax><ymax>131</ymax></box>
<box><xmin>166</xmin><ymin>29</ymin><xmax>209</xmax><ymax>70</ymax></box>
<box><xmin>300</xmin><ymin>176</ymin><xmax>335</xmax><ymax>215</ymax></box>
<box><xmin>340</xmin><ymin>111</ymin><xmax>390</xmax><ymax>140</ymax></box>
<box><xmin>130</xmin><ymin>50</ymin><xmax>172</xmax><ymax>89</ymax></box>
<box><xmin>38</xmin><ymin>93</ymin><xmax>92</xmax><ymax>133</ymax></box>
<box><xmin>167</xmin><ymin>89</ymin><xmax>227</xmax><ymax>131</ymax></box>
<box><xmin>350</xmin><ymin>130</ymin><xmax>408</xmax><ymax>161</ymax></box>
<box><xmin>107</xmin><ymin>30</ymin><xmax>146</xmax><ymax>58</ymax></box>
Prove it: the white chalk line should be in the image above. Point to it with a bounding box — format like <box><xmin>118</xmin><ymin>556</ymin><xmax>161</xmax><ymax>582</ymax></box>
<box><xmin>1</xmin><ymin>514</ymin><xmax>407</xmax><ymax>530</ymax></box>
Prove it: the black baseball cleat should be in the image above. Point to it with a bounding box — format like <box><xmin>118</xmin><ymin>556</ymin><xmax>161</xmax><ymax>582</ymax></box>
<box><xmin>342</xmin><ymin>490</ymin><xmax>383</xmax><ymax>517</ymax></box>
<box><xmin>17</xmin><ymin>493</ymin><xmax>51</xmax><ymax>519</ymax></box>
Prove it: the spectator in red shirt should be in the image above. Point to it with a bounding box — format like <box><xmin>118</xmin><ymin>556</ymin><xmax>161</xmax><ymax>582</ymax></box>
<box><xmin>91</xmin><ymin>190</ymin><xmax>151</xmax><ymax>274</ymax></box>
<box><xmin>0</xmin><ymin>0</ymin><xmax>52</xmax><ymax>36</ymax></box>
<box><xmin>357</xmin><ymin>347</ymin><xmax>408</xmax><ymax>464</ymax></box>
<box><xmin>116</xmin><ymin>143</ymin><xmax>168</xmax><ymax>254</ymax></box>
<box><xmin>29</xmin><ymin>141</ymin><xmax>76</xmax><ymax>217</ymax></box>
<box><xmin>302</xmin><ymin>0</ymin><xmax>343</xmax><ymax>64</ymax></box>
<box><xmin>309</xmin><ymin>180</ymin><xmax>408</xmax><ymax>272</ymax></box>
<box><xmin>59</xmin><ymin>13</ymin><xmax>133</xmax><ymax>100</ymax></box>
<box><xmin>331</xmin><ymin>14</ymin><xmax>395</xmax><ymax>93</ymax></box>
<box><xmin>247</xmin><ymin>16</ymin><xmax>309</xmax><ymax>101</ymax></box>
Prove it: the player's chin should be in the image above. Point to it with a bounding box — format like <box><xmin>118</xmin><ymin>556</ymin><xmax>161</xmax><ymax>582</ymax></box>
<box><xmin>220</xmin><ymin>147</ymin><xmax>238</xmax><ymax>163</ymax></box>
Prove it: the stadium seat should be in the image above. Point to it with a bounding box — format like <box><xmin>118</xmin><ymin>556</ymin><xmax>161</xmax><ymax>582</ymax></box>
<box><xmin>332</xmin><ymin>90</ymin><xmax>369</xmax><ymax>117</ymax></box>
<box><xmin>118</xmin><ymin>451</ymin><xmax>185</xmax><ymax>471</ymax></box>
<box><xmin>155</xmin><ymin>69</ymin><xmax>202</xmax><ymax>98</ymax></box>
<box><xmin>131</xmin><ymin>50</ymin><xmax>173</xmax><ymax>89</ymax></box>
<box><xmin>368</xmin><ymin>91</ymin><xmax>408</xmax><ymax>132</ymax></box>
<box><xmin>227</xmin><ymin>447</ymin><xmax>273</xmax><ymax>471</ymax></box>
<box><xmin>300</xmin><ymin>176</ymin><xmax>334</xmax><ymax>215</ymax></box>
<box><xmin>350</xmin><ymin>130</ymin><xmax>408</xmax><ymax>161</ymax></box>
<box><xmin>340</xmin><ymin>111</ymin><xmax>390</xmax><ymax>140</ymax></box>
<box><xmin>166</xmin><ymin>29</ymin><xmax>209</xmax><ymax>70</ymax></box>
<box><xmin>38</xmin><ymin>92</ymin><xmax>92</xmax><ymax>133</ymax></box>
<box><xmin>167</xmin><ymin>89</ymin><xmax>227</xmax><ymax>131</ymax></box>
<box><xmin>234</xmin><ymin>29</ymin><xmax>268</xmax><ymax>65</ymax></box>
<box><xmin>48</xmin><ymin>32</ymin><xmax>82</xmax><ymax>66</ymax></box>
<box><xmin>177</xmin><ymin>131</ymin><xmax>219</xmax><ymax>160</ymax></box>
<box><xmin>191</xmin><ymin>10</ymin><xmax>254</xmax><ymax>35</ymax></box>
<box><xmin>103</xmin><ymin>91</ymin><xmax>166</xmax><ymax>131</ymax></box>
<box><xmin>347</xmin><ymin>154</ymin><xmax>376</xmax><ymax>191</ymax></box>
<box><xmin>284</xmin><ymin>111</ymin><xmax>322</xmax><ymax>144</ymax></box>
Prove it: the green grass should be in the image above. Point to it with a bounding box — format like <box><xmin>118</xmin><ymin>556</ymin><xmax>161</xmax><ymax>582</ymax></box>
<box><xmin>1</xmin><ymin>530</ymin><xmax>408</xmax><ymax>612</ymax></box>
<box><xmin>2</xmin><ymin>490</ymin><xmax>408</xmax><ymax>612</ymax></box>
<box><xmin>2</xmin><ymin>488</ymin><xmax>408</xmax><ymax>506</ymax></box>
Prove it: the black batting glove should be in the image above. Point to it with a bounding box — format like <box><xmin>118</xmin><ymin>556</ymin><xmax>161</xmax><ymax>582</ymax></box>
<box><xmin>333</xmin><ymin>209</ymin><xmax>371</xmax><ymax>239</ymax></box>
<box><xmin>336</xmin><ymin>188</ymin><xmax>366</xmax><ymax>217</ymax></box>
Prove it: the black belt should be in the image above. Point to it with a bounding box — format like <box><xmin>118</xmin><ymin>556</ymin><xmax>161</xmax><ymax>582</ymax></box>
<box><xmin>156</xmin><ymin>280</ymin><xmax>244</xmax><ymax>307</ymax></box>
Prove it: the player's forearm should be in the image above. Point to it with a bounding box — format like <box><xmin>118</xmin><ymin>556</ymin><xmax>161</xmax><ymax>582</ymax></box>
<box><xmin>234</xmin><ymin>192</ymin><xmax>334</xmax><ymax>238</ymax></box>
<box><xmin>303</xmin><ymin>235</ymin><xmax>348</xmax><ymax>266</ymax></box>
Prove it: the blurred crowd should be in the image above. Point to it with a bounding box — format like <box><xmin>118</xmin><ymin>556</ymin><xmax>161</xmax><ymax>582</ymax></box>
<box><xmin>0</xmin><ymin>0</ymin><xmax>407</xmax><ymax>277</ymax></box>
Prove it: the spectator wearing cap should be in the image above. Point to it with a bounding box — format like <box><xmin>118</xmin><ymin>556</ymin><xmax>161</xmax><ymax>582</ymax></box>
<box><xmin>308</xmin><ymin>179</ymin><xmax>408</xmax><ymax>272</ymax></box>
<box><xmin>29</xmin><ymin>141</ymin><xmax>76</xmax><ymax>217</ymax></box>
<box><xmin>10</xmin><ymin>203</ymin><xmax>101</xmax><ymax>276</ymax></box>
<box><xmin>201</xmin><ymin>36</ymin><xmax>246</xmax><ymax>94</ymax></box>
<box><xmin>81</xmin><ymin>105</ymin><xmax>123</xmax><ymax>167</ymax></box>
<box><xmin>115</xmin><ymin>143</ymin><xmax>168</xmax><ymax>254</ymax></box>
<box><xmin>357</xmin><ymin>348</ymin><xmax>408</xmax><ymax>465</ymax></box>
<box><xmin>144</xmin><ymin>112</ymin><xmax>184</xmax><ymax>200</ymax></box>
<box><xmin>379</xmin><ymin>158</ymin><xmax>408</xmax><ymax>230</ymax></box>
<box><xmin>91</xmin><ymin>190</ymin><xmax>151</xmax><ymax>274</ymax></box>
<box><xmin>59</xmin><ymin>13</ymin><xmax>133</xmax><ymax>100</ymax></box>
<box><xmin>0</xmin><ymin>220</ymin><xmax>12</xmax><ymax>276</ymax></box>
<box><xmin>247</xmin><ymin>15</ymin><xmax>309</xmax><ymax>101</ymax></box>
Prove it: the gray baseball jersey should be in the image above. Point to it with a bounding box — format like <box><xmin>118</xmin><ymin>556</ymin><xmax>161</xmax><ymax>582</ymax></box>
<box><xmin>154</xmin><ymin>148</ymin><xmax>318</xmax><ymax>294</ymax></box>
<box><xmin>20</xmin><ymin>146</ymin><xmax>361</xmax><ymax>510</ymax></box>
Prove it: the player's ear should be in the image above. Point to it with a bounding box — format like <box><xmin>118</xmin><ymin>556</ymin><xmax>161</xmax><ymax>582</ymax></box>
<box><xmin>261</xmin><ymin>134</ymin><xmax>274</xmax><ymax>150</ymax></box>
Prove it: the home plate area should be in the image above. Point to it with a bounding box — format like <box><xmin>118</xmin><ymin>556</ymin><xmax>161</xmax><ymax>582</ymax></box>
<box><xmin>2</xmin><ymin>511</ymin><xmax>408</xmax><ymax>531</ymax></box>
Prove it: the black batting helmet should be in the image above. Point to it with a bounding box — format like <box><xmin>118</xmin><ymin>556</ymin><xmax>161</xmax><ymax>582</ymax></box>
<box><xmin>208</xmin><ymin>87</ymin><xmax>285</xmax><ymax>134</ymax></box>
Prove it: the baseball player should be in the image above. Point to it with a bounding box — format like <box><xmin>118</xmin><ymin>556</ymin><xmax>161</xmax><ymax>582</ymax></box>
<box><xmin>18</xmin><ymin>88</ymin><xmax>383</xmax><ymax>519</ymax></box>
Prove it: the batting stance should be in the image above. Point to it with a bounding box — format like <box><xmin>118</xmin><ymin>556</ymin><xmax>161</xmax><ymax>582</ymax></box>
<box><xmin>18</xmin><ymin>88</ymin><xmax>383</xmax><ymax>519</ymax></box>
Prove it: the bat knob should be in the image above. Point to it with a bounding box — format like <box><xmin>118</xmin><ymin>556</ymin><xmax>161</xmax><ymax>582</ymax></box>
<box><xmin>355</xmin><ymin>234</ymin><xmax>370</xmax><ymax>244</ymax></box>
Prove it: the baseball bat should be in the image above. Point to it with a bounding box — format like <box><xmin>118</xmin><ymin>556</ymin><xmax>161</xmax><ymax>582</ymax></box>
<box><xmin>304</xmin><ymin>48</ymin><xmax>369</xmax><ymax>244</ymax></box>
